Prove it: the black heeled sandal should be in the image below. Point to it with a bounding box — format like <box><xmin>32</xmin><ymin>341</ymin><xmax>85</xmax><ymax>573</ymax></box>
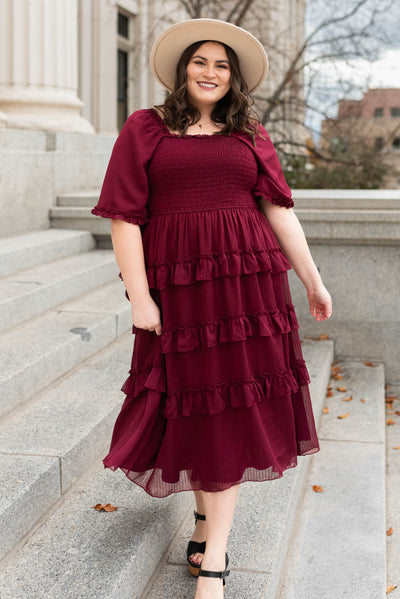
<box><xmin>187</xmin><ymin>510</ymin><xmax>206</xmax><ymax>577</ymax></box>
<box><xmin>198</xmin><ymin>553</ymin><xmax>230</xmax><ymax>594</ymax></box>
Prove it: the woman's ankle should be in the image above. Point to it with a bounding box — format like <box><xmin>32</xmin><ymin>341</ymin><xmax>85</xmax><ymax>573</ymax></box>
<box><xmin>201</xmin><ymin>549</ymin><xmax>226</xmax><ymax>568</ymax></box>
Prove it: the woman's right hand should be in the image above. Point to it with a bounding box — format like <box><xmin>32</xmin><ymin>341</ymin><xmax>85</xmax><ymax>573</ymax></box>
<box><xmin>131</xmin><ymin>295</ymin><xmax>162</xmax><ymax>335</ymax></box>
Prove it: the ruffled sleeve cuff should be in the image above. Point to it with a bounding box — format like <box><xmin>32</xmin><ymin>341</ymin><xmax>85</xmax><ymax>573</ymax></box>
<box><xmin>253</xmin><ymin>176</ymin><xmax>294</xmax><ymax>209</ymax></box>
<box><xmin>91</xmin><ymin>206</ymin><xmax>150</xmax><ymax>225</ymax></box>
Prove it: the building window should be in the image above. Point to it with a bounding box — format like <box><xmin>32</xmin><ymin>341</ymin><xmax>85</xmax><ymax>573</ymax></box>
<box><xmin>117</xmin><ymin>49</ymin><xmax>128</xmax><ymax>129</ymax></box>
<box><xmin>393</xmin><ymin>137</ymin><xmax>400</xmax><ymax>149</ymax></box>
<box><xmin>375</xmin><ymin>137</ymin><xmax>385</xmax><ymax>150</ymax></box>
<box><xmin>391</xmin><ymin>107</ymin><xmax>400</xmax><ymax>117</ymax></box>
<box><xmin>118</xmin><ymin>13</ymin><xmax>129</xmax><ymax>38</ymax></box>
<box><xmin>117</xmin><ymin>10</ymin><xmax>135</xmax><ymax>132</ymax></box>
<box><xmin>374</xmin><ymin>107</ymin><xmax>384</xmax><ymax>118</ymax></box>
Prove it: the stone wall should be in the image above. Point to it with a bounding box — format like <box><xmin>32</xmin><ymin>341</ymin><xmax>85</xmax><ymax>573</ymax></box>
<box><xmin>0</xmin><ymin>128</ymin><xmax>114</xmax><ymax>237</ymax></box>
<box><xmin>289</xmin><ymin>190</ymin><xmax>400</xmax><ymax>383</ymax></box>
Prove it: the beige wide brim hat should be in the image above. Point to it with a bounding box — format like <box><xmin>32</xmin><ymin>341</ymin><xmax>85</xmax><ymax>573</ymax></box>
<box><xmin>150</xmin><ymin>18</ymin><xmax>268</xmax><ymax>94</ymax></box>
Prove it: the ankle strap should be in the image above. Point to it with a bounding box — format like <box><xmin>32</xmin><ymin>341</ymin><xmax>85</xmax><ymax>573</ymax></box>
<box><xmin>194</xmin><ymin>510</ymin><xmax>206</xmax><ymax>523</ymax></box>
<box><xmin>198</xmin><ymin>568</ymin><xmax>230</xmax><ymax>579</ymax></box>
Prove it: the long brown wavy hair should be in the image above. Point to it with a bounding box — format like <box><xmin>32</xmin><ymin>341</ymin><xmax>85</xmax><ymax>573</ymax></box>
<box><xmin>154</xmin><ymin>40</ymin><xmax>261</xmax><ymax>146</ymax></box>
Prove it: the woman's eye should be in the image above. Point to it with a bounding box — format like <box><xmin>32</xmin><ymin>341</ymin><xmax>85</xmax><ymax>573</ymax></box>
<box><xmin>194</xmin><ymin>61</ymin><xmax>205</xmax><ymax>66</ymax></box>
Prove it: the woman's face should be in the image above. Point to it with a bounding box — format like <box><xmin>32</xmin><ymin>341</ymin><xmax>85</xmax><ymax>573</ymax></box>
<box><xmin>185</xmin><ymin>41</ymin><xmax>231</xmax><ymax>110</ymax></box>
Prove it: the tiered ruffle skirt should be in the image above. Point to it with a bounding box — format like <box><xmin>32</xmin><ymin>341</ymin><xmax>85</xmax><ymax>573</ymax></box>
<box><xmin>103</xmin><ymin>206</ymin><xmax>320</xmax><ymax>497</ymax></box>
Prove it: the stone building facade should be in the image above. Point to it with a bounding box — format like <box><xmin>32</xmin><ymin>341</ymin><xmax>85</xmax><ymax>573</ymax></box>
<box><xmin>0</xmin><ymin>0</ymin><xmax>306</xmax><ymax>237</ymax></box>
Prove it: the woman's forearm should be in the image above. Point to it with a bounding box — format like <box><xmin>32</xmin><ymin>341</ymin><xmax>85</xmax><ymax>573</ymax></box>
<box><xmin>110</xmin><ymin>219</ymin><xmax>150</xmax><ymax>302</ymax></box>
<box><xmin>259</xmin><ymin>199</ymin><xmax>322</xmax><ymax>291</ymax></box>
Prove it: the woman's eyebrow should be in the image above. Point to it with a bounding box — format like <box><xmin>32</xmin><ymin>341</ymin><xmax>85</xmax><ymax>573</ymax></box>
<box><xmin>191</xmin><ymin>54</ymin><xmax>230</xmax><ymax>64</ymax></box>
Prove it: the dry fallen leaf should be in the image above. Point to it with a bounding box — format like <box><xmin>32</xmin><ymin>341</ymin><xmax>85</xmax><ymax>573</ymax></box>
<box><xmin>312</xmin><ymin>485</ymin><xmax>324</xmax><ymax>492</ymax></box>
<box><xmin>318</xmin><ymin>333</ymin><xmax>329</xmax><ymax>340</ymax></box>
<box><xmin>342</xmin><ymin>396</ymin><xmax>353</xmax><ymax>402</ymax></box>
<box><xmin>323</xmin><ymin>407</ymin><xmax>329</xmax><ymax>414</ymax></box>
<box><xmin>393</xmin><ymin>446</ymin><xmax>400</xmax><ymax>450</ymax></box>
<box><xmin>387</xmin><ymin>419</ymin><xmax>396</xmax><ymax>426</ymax></box>
<box><xmin>360</xmin><ymin>398</ymin><xmax>366</xmax><ymax>403</ymax></box>
<box><xmin>337</xmin><ymin>386</ymin><xmax>347</xmax><ymax>392</ymax></box>
<box><xmin>91</xmin><ymin>503</ymin><xmax>118</xmax><ymax>512</ymax></box>
<box><xmin>338</xmin><ymin>412</ymin><xmax>350</xmax><ymax>419</ymax></box>
<box><xmin>332</xmin><ymin>374</ymin><xmax>344</xmax><ymax>380</ymax></box>
<box><xmin>386</xmin><ymin>527</ymin><xmax>393</xmax><ymax>536</ymax></box>
<box><xmin>387</xmin><ymin>585</ymin><xmax>397</xmax><ymax>594</ymax></box>
<box><xmin>327</xmin><ymin>385</ymin><xmax>332</xmax><ymax>391</ymax></box>
<box><xmin>364</xmin><ymin>361</ymin><xmax>379</xmax><ymax>367</ymax></box>
<box><xmin>326</xmin><ymin>389</ymin><xmax>333</xmax><ymax>398</ymax></box>
<box><xmin>386</xmin><ymin>396</ymin><xmax>399</xmax><ymax>402</ymax></box>
<box><xmin>395</xmin><ymin>411</ymin><xmax>400</xmax><ymax>417</ymax></box>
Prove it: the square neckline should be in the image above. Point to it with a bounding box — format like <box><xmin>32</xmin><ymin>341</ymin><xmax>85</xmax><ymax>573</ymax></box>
<box><xmin>150</xmin><ymin>107</ymin><xmax>226</xmax><ymax>139</ymax></box>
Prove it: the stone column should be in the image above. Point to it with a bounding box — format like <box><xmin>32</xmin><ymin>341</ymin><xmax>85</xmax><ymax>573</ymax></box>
<box><xmin>0</xmin><ymin>0</ymin><xmax>94</xmax><ymax>132</ymax></box>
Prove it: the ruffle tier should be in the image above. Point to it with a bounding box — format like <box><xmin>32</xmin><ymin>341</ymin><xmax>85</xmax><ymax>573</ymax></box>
<box><xmin>141</xmin><ymin>207</ymin><xmax>291</xmax><ymax>290</ymax></box>
<box><xmin>121</xmin><ymin>359</ymin><xmax>309</xmax><ymax>420</ymax></box>
<box><xmin>146</xmin><ymin>247</ymin><xmax>291</xmax><ymax>289</ymax></box>
<box><xmin>159</xmin><ymin>305</ymin><xmax>299</xmax><ymax>354</ymax></box>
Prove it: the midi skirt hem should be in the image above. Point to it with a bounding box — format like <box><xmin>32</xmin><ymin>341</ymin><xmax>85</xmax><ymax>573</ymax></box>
<box><xmin>103</xmin><ymin>445</ymin><xmax>320</xmax><ymax>499</ymax></box>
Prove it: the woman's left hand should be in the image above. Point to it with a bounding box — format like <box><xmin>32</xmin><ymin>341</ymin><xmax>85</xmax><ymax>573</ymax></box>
<box><xmin>307</xmin><ymin>285</ymin><xmax>332</xmax><ymax>321</ymax></box>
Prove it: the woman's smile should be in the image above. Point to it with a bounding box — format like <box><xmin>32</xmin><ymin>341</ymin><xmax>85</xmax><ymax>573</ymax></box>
<box><xmin>197</xmin><ymin>81</ymin><xmax>218</xmax><ymax>90</ymax></box>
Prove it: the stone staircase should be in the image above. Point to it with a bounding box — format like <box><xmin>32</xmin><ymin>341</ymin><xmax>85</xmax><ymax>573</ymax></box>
<box><xmin>0</xmin><ymin>227</ymin><xmax>393</xmax><ymax>599</ymax></box>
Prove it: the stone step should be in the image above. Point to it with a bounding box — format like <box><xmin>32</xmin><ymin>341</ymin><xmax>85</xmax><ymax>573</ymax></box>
<box><xmin>0</xmin><ymin>278</ymin><xmax>131</xmax><ymax>419</ymax></box>
<box><xmin>57</xmin><ymin>190</ymin><xmax>100</xmax><ymax>207</ymax></box>
<box><xmin>0</xmin><ymin>339</ymin><xmax>333</xmax><ymax>599</ymax></box>
<box><xmin>50</xmin><ymin>206</ymin><xmax>111</xmax><ymax>247</ymax></box>
<box><xmin>0</xmin><ymin>457</ymin><xmax>193</xmax><ymax>599</ymax></box>
<box><xmin>278</xmin><ymin>361</ymin><xmax>386</xmax><ymax>599</ymax></box>
<box><xmin>0</xmin><ymin>249</ymin><xmax>118</xmax><ymax>333</ymax></box>
<box><xmin>0</xmin><ymin>229</ymin><xmax>95</xmax><ymax>277</ymax></box>
<box><xmin>0</xmin><ymin>332</ymin><xmax>134</xmax><ymax>563</ymax></box>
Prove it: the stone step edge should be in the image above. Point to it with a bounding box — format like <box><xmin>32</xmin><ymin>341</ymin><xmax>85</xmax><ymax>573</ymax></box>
<box><xmin>0</xmin><ymin>439</ymin><xmax>111</xmax><ymax>573</ymax></box>
<box><xmin>0</xmin><ymin>331</ymin><xmax>132</xmax><ymax>563</ymax></box>
<box><xmin>0</xmin><ymin>280</ymin><xmax>131</xmax><ymax>419</ymax></box>
<box><xmin>0</xmin><ymin>229</ymin><xmax>95</xmax><ymax>277</ymax></box>
<box><xmin>0</xmin><ymin>250</ymin><xmax>117</xmax><ymax>334</ymax></box>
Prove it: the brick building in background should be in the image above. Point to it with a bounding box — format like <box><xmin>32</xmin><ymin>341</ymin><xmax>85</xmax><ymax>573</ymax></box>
<box><xmin>320</xmin><ymin>88</ymin><xmax>400</xmax><ymax>187</ymax></box>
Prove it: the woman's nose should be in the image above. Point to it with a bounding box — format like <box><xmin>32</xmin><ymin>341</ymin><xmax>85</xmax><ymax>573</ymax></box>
<box><xmin>203</xmin><ymin>64</ymin><xmax>216</xmax><ymax>77</ymax></box>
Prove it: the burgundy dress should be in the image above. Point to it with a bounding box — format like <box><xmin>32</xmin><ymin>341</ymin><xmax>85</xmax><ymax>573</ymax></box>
<box><xmin>92</xmin><ymin>108</ymin><xmax>319</xmax><ymax>498</ymax></box>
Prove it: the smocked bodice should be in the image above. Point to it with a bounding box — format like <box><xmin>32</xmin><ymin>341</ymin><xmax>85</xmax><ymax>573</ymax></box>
<box><xmin>147</xmin><ymin>135</ymin><xmax>259</xmax><ymax>215</ymax></box>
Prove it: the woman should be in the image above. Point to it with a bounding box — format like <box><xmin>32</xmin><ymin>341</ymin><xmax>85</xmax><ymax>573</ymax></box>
<box><xmin>92</xmin><ymin>18</ymin><xmax>332</xmax><ymax>599</ymax></box>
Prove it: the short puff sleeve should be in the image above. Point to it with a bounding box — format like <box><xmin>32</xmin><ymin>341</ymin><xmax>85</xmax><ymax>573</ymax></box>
<box><xmin>241</xmin><ymin>123</ymin><xmax>294</xmax><ymax>209</ymax></box>
<box><xmin>92</xmin><ymin>109</ymin><xmax>162</xmax><ymax>225</ymax></box>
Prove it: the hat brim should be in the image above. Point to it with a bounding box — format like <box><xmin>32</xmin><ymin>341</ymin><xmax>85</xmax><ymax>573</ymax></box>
<box><xmin>150</xmin><ymin>18</ymin><xmax>268</xmax><ymax>94</ymax></box>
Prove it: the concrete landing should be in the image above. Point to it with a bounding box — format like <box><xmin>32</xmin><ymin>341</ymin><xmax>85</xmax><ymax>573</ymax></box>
<box><xmin>278</xmin><ymin>361</ymin><xmax>386</xmax><ymax>599</ymax></box>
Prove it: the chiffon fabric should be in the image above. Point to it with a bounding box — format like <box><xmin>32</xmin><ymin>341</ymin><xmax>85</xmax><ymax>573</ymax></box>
<box><xmin>92</xmin><ymin>108</ymin><xmax>320</xmax><ymax>498</ymax></box>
